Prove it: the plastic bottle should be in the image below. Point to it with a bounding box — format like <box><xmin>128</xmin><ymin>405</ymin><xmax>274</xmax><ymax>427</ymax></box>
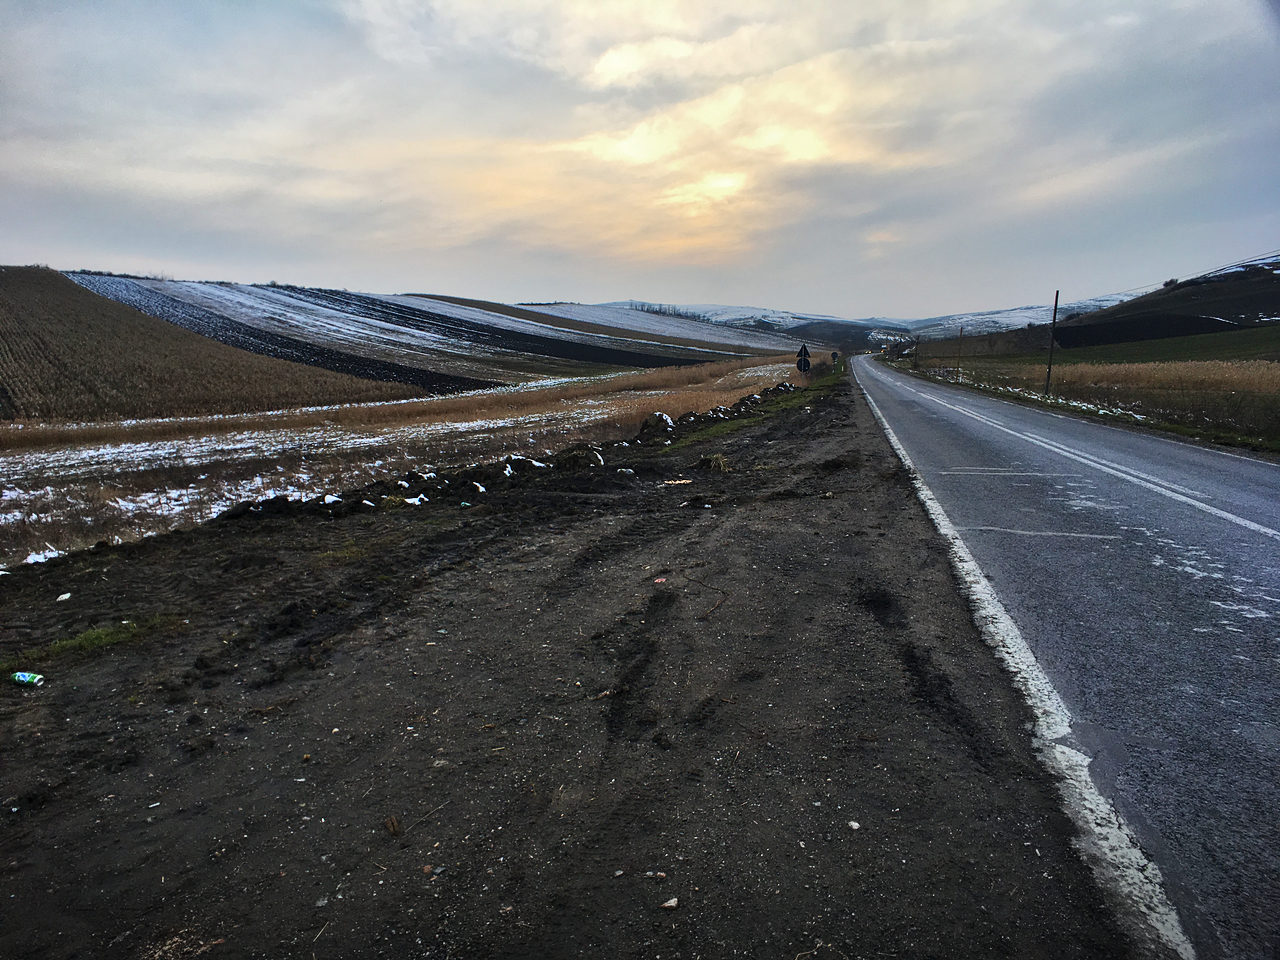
<box><xmin>11</xmin><ymin>672</ymin><xmax>44</xmax><ymax>686</ymax></box>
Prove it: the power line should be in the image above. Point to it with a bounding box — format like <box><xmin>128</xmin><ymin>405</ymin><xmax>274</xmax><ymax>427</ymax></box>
<box><xmin>1099</xmin><ymin>246</ymin><xmax>1280</xmax><ymax>300</ymax></box>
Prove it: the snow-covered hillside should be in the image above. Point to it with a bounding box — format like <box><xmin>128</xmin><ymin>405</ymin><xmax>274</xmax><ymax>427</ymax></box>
<box><xmin>66</xmin><ymin>276</ymin><xmax>796</xmax><ymax>387</ymax></box>
<box><xmin>614</xmin><ymin>293</ymin><xmax>1159</xmax><ymax>342</ymax></box>
<box><xmin>514</xmin><ymin>301</ymin><xmax>801</xmax><ymax>349</ymax></box>
<box><xmin>904</xmin><ymin>294</ymin><xmax>1138</xmax><ymax>339</ymax></box>
<box><xmin>67</xmin><ymin>273</ymin><xmax>1156</xmax><ymax>368</ymax></box>
<box><xmin>608</xmin><ymin>300</ymin><xmax>882</xmax><ymax>333</ymax></box>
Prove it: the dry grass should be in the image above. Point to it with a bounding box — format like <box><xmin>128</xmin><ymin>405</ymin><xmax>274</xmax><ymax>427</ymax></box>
<box><xmin>1</xmin><ymin>356</ymin><xmax>785</xmax><ymax>453</ymax></box>
<box><xmin>0</xmin><ymin>358</ymin><xmax>794</xmax><ymax>568</ymax></box>
<box><xmin>1053</xmin><ymin>360</ymin><xmax>1279</xmax><ymax>392</ymax></box>
<box><xmin>698</xmin><ymin>453</ymin><xmax>731</xmax><ymax>473</ymax></box>
<box><xmin>916</xmin><ymin>356</ymin><xmax>1280</xmax><ymax>441</ymax></box>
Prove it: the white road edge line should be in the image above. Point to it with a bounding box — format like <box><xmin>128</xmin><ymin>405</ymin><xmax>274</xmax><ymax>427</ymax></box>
<box><xmin>880</xmin><ymin>365</ymin><xmax>1279</xmax><ymax>542</ymax></box>
<box><xmin>854</xmin><ymin>363</ymin><xmax>1196</xmax><ymax>960</ymax></box>
<box><xmin>863</xmin><ymin>352</ymin><xmax>1280</xmax><ymax>469</ymax></box>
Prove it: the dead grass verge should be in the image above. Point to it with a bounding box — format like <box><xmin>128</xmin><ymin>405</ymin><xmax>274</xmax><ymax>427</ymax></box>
<box><xmin>913</xmin><ymin>358</ymin><xmax>1280</xmax><ymax>443</ymax></box>
<box><xmin>1</xmin><ymin>356</ymin><xmax>786</xmax><ymax>454</ymax></box>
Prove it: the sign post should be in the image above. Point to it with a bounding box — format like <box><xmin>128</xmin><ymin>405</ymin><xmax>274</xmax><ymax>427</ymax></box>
<box><xmin>796</xmin><ymin>344</ymin><xmax>811</xmax><ymax>374</ymax></box>
<box><xmin>1044</xmin><ymin>289</ymin><xmax>1060</xmax><ymax>397</ymax></box>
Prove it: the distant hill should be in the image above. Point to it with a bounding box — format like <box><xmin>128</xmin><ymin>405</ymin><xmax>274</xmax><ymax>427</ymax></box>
<box><xmin>0</xmin><ymin>267</ymin><xmax>425</xmax><ymax>422</ymax></box>
<box><xmin>610</xmin><ymin>300</ymin><xmax>892</xmax><ymax>350</ymax></box>
<box><xmin>903</xmin><ymin>295</ymin><xmax>1134</xmax><ymax>340</ymax></box>
<box><xmin>891</xmin><ymin>253</ymin><xmax>1280</xmax><ymax>350</ymax></box>
<box><xmin>1054</xmin><ymin>256</ymin><xmax>1280</xmax><ymax>348</ymax></box>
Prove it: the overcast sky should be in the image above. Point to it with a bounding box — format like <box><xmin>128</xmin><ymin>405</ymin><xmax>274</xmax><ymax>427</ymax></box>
<box><xmin>2</xmin><ymin>1</ymin><xmax>1277</xmax><ymax>318</ymax></box>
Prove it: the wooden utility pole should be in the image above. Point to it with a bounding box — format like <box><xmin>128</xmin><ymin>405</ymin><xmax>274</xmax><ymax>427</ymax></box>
<box><xmin>956</xmin><ymin>326</ymin><xmax>963</xmax><ymax>381</ymax></box>
<box><xmin>1044</xmin><ymin>289</ymin><xmax>1059</xmax><ymax>396</ymax></box>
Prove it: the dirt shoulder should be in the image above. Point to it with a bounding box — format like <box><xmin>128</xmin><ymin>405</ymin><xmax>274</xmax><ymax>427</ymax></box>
<box><xmin>1</xmin><ymin>368</ymin><xmax>1133</xmax><ymax>959</ymax></box>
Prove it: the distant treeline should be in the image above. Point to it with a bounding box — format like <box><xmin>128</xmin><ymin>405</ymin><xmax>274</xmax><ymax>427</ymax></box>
<box><xmin>627</xmin><ymin>302</ymin><xmax>712</xmax><ymax>322</ymax></box>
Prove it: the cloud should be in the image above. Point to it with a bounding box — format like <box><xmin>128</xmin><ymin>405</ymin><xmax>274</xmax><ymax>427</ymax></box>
<box><xmin>2</xmin><ymin>0</ymin><xmax>1276</xmax><ymax>315</ymax></box>
<box><xmin>372</xmin><ymin>47</ymin><xmax>954</xmax><ymax>264</ymax></box>
<box><xmin>337</xmin><ymin>0</ymin><xmax>440</xmax><ymax>63</ymax></box>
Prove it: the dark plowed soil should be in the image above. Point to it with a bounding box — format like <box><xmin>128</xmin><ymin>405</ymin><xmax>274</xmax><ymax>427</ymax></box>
<box><xmin>0</xmin><ymin>369</ymin><xmax>1133</xmax><ymax>959</ymax></box>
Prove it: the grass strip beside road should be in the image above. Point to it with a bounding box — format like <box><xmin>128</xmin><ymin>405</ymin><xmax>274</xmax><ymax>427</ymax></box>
<box><xmin>893</xmin><ymin>354</ymin><xmax>1280</xmax><ymax>454</ymax></box>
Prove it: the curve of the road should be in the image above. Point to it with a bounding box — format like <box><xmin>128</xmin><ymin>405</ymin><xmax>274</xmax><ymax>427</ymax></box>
<box><xmin>852</xmin><ymin>355</ymin><xmax>1279</xmax><ymax>960</ymax></box>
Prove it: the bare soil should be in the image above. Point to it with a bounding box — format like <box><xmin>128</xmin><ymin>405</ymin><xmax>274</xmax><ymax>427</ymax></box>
<box><xmin>0</xmin><ymin>369</ymin><xmax>1132</xmax><ymax>959</ymax></box>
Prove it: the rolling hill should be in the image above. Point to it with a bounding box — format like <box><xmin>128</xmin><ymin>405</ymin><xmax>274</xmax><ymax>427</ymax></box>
<box><xmin>611</xmin><ymin>299</ymin><xmax>894</xmax><ymax>350</ymax></box>
<box><xmin>67</xmin><ymin>274</ymin><xmax>800</xmax><ymax>389</ymax></box>
<box><xmin>1054</xmin><ymin>255</ymin><xmax>1280</xmax><ymax>347</ymax></box>
<box><xmin>0</xmin><ymin>266</ymin><xmax>429</xmax><ymax>422</ymax></box>
<box><xmin>902</xmin><ymin>295</ymin><xmax>1134</xmax><ymax>340</ymax></box>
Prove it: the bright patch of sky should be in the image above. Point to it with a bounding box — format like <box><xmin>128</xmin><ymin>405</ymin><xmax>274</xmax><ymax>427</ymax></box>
<box><xmin>1</xmin><ymin>1</ymin><xmax>1277</xmax><ymax>317</ymax></box>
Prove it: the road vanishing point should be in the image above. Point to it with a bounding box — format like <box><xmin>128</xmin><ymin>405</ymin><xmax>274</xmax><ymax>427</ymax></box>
<box><xmin>854</xmin><ymin>355</ymin><xmax>1279</xmax><ymax>960</ymax></box>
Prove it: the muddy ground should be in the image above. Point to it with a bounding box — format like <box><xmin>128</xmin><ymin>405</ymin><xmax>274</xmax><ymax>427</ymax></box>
<box><xmin>1</xmin><ymin>368</ymin><xmax>1135</xmax><ymax>959</ymax></box>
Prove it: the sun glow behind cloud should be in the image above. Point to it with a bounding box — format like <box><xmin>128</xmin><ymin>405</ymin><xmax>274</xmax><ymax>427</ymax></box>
<box><xmin>1</xmin><ymin>0</ymin><xmax>1277</xmax><ymax>314</ymax></box>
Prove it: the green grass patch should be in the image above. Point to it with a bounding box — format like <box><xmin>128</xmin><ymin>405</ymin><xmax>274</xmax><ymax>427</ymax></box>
<box><xmin>667</xmin><ymin>363</ymin><xmax>844</xmax><ymax>450</ymax></box>
<box><xmin>666</xmin><ymin>417</ymin><xmax>758</xmax><ymax>449</ymax></box>
<box><xmin>2</xmin><ymin>614</ymin><xmax>184</xmax><ymax>671</ymax></box>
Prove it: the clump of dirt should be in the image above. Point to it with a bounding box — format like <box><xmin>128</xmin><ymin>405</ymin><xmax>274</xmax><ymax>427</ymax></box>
<box><xmin>0</xmin><ymin>371</ymin><xmax>1135</xmax><ymax>959</ymax></box>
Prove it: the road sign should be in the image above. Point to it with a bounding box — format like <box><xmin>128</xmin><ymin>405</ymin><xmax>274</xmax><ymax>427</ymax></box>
<box><xmin>796</xmin><ymin>356</ymin><xmax>811</xmax><ymax>373</ymax></box>
<box><xmin>831</xmin><ymin>351</ymin><xmax>839</xmax><ymax>363</ymax></box>
<box><xmin>797</xmin><ymin>344</ymin><xmax>810</xmax><ymax>359</ymax></box>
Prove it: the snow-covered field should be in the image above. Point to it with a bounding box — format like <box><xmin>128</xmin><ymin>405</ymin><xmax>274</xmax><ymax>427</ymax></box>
<box><xmin>611</xmin><ymin>300</ymin><xmax>877</xmax><ymax>333</ymax></box>
<box><xmin>0</xmin><ymin>362</ymin><xmax>792</xmax><ymax>569</ymax></box>
<box><xmin>1</xmin><ymin>408</ymin><xmax>591</xmax><ymax>566</ymax></box>
<box><xmin>66</xmin><ymin>275</ymin><xmax>795</xmax><ymax>386</ymax></box>
<box><xmin>0</xmin><ymin>407</ymin><xmax>615</xmax><ymax>570</ymax></box>
<box><xmin>139</xmin><ymin>281</ymin><xmax>481</xmax><ymax>364</ymax></box>
<box><xmin>513</xmin><ymin>300</ymin><xmax>801</xmax><ymax>349</ymax></box>
<box><xmin>67</xmin><ymin>273</ymin><xmax>1157</xmax><ymax>370</ymax></box>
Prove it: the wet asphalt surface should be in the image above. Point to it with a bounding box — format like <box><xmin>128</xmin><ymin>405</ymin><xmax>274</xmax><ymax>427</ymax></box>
<box><xmin>854</xmin><ymin>356</ymin><xmax>1280</xmax><ymax>960</ymax></box>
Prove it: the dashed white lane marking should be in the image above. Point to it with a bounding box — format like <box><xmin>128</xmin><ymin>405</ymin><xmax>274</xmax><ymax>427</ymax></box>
<box><xmin>956</xmin><ymin>526</ymin><xmax>1121</xmax><ymax>539</ymax></box>
<box><xmin>854</xmin><ymin>362</ymin><xmax>1196</xmax><ymax>960</ymax></box>
<box><xmin>877</xmin><ymin>367</ymin><xmax>1280</xmax><ymax>543</ymax></box>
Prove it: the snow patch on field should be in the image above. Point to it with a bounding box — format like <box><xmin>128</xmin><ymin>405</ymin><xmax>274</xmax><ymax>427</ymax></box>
<box><xmin>2</xmin><ymin>410</ymin><xmax>592</xmax><ymax>488</ymax></box>
<box><xmin>66</xmin><ymin>274</ymin><xmax>786</xmax><ymax>374</ymax></box>
<box><xmin>0</xmin><ymin>407</ymin><xmax>601</xmax><ymax>570</ymax></box>
<box><xmin>379</xmin><ymin>294</ymin><xmax>705</xmax><ymax>352</ymax></box>
<box><xmin>610</xmin><ymin>300</ymin><xmax>875</xmax><ymax>333</ymax></box>
<box><xmin>145</xmin><ymin>280</ymin><xmax>476</xmax><ymax>360</ymax></box>
<box><xmin>517</xmin><ymin>301</ymin><xmax>800</xmax><ymax>350</ymax></box>
<box><xmin>1</xmin><ymin>361</ymin><xmax>793</xmax><ymax>569</ymax></box>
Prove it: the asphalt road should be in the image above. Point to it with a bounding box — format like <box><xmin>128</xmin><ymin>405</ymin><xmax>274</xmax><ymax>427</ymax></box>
<box><xmin>852</xmin><ymin>355</ymin><xmax>1280</xmax><ymax>960</ymax></box>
